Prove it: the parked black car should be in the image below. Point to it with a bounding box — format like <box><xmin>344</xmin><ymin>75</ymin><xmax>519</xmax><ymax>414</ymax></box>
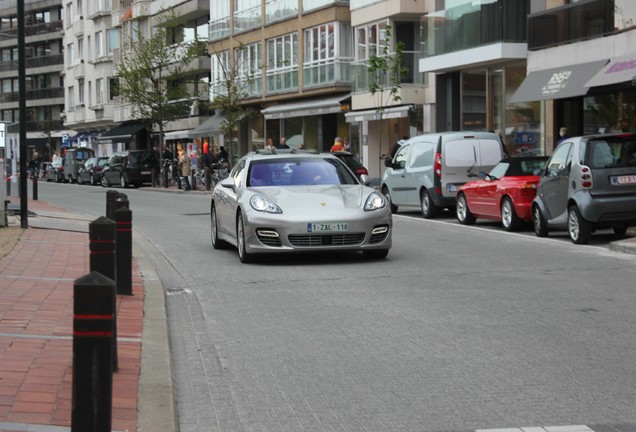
<box><xmin>77</xmin><ymin>157</ymin><xmax>109</xmax><ymax>185</ymax></box>
<box><xmin>329</xmin><ymin>152</ymin><xmax>369</xmax><ymax>180</ymax></box>
<box><xmin>101</xmin><ymin>150</ymin><xmax>156</xmax><ymax>188</ymax></box>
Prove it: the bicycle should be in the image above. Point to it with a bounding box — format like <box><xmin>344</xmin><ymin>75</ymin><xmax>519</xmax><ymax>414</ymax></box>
<box><xmin>209</xmin><ymin>162</ymin><xmax>229</xmax><ymax>187</ymax></box>
<box><xmin>159</xmin><ymin>159</ymin><xmax>178</xmax><ymax>188</ymax></box>
<box><xmin>192</xmin><ymin>167</ymin><xmax>209</xmax><ymax>191</ymax></box>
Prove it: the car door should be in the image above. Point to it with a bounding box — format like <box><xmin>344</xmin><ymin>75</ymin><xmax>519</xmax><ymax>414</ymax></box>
<box><xmin>386</xmin><ymin>143</ymin><xmax>411</xmax><ymax>204</ymax></box>
<box><xmin>401</xmin><ymin>140</ymin><xmax>435</xmax><ymax>206</ymax></box>
<box><xmin>106</xmin><ymin>154</ymin><xmax>124</xmax><ymax>184</ymax></box>
<box><xmin>538</xmin><ymin>142</ymin><xmax>573</xmax><ymax>220</ymax></box>
<box><xmin>215</xmin><ymin>159</ymin><xmax>246</xmax><ymax>241</ymax></box>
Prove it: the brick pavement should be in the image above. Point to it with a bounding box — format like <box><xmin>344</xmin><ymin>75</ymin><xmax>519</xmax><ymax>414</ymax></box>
<box><xmin>0</xmin><ymin>198</ymin><xmax>144</xmax><ymax>432</ymax></box>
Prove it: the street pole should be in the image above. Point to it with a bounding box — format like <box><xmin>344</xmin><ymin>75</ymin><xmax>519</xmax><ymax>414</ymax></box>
<box><xmin>18</xmin><ymin>0</ymin><xmax>28</xmax><ymax>228</ymax></box>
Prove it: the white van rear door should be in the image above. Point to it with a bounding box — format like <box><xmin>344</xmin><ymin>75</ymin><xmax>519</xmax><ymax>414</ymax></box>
<box><xmin>478</xmin><ymin>139</ymin><xmax>504</xmax><ymax>170</ymax></box>
<box><xmin>443</xmin><ymin>139</ymin><xmax>479</xmax><ymax>196</ymax></box>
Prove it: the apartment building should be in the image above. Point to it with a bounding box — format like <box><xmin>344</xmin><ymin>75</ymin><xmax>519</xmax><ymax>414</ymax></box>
<box><xmin>513</xmin><ymin>0</ymin><xmax>636</xmax><ymax>152</ymax></box>
<box><xmin>63</xmin><ymin>0</ymin><xmax>210</xmax><ymax>155</ymax></box>
<box><xmin>207</xmin><ymin>0</ymin><xmax>353</xmax><ymax>158</ymax></box>
<box><xmin>346</xmin><ymin>0</ymin><xmax>430</xmax><ymax>180</ymax></box>
<box><xmin>0</xmin><ymin>0</ymin><xmax>72</xmax><ymax>162</ymax></box>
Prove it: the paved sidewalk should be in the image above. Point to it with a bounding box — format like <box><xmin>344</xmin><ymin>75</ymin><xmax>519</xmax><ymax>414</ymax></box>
<box><xmin>0</xmin><ymin>197</ymin><xmax>167</xmax><ymax>432</ymax></box>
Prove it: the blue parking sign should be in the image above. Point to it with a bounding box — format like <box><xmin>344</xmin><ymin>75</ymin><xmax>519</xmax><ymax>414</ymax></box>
<box><xmin>62</xmin><ymin>133</ymin><xmax>69</xmax><ymax>148</ymax></box>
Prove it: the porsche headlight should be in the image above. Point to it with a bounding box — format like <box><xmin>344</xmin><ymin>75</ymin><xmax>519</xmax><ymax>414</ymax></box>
<box><xmin>250</xmin><ymin>195</ymin><xmax>282</xmax><ymax>213</ymax></box>
<box><xmin>364</xmin><ymin>191</ymin><xmax>386</xmax><ymax>211</ymax></box>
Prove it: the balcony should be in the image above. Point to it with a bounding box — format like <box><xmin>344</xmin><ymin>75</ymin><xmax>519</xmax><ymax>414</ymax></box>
<box><xmin>302</xmin><ymin>58</ymin><xmax>353</xmax><ymax>89</ymax></box>
<box><xmin>352</xmin><ymin>50</ymin><xmax>424</xmax><ymax>93</ymax></box>
<box><xmin>0</xmin><ymin>20</ymin><xmax>64</xmax><ymax>38</ymax></box>
<box><xmin>209</xmin><ymin>17</ymin><xmax>230</xmax><ymax>41</ymax></box>
<box><xmin>234</xmin><ymin>5</ymin><xmax>261</xmax><ymax>34</ymax></box>
<box><xmin>0</xmin><ymin>54</ymin><xmax>64</xmax><ymax>73</ymax></box>
<box><xmin>265</xmin><ymin>0</ymin><xmax>298</xmax><ymax>25</ymax></box>
<box><xmin>266</xmin><ymin>67</ymin><xmax>299</xmax><ymax>94</ymax></box>
<box><xmin>0</xmin><ymin>87</ymin><xmax>65</xmax><ymax>102</ymax></box>
<box><xmin>528</xmin><ymin>0</ymin><xmax>636</xmax><ymax>50</ymax></box>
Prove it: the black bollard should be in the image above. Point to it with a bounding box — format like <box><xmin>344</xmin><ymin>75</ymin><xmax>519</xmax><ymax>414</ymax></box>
<box><xmin>115</xmin><ymin>206</ymin><xmax>132</xmax><ymax>296</ymax></box>
<box><xmin>32</xmin><ymin>176</ymin><xmax>38</xmax><ymax>200</ymax></box>
<box><xmin>106</xmin><ymin>190</ymin><xmax>119</xmax><ymax>220</ymax></box>
<box><xmin>72</xmin><ymin>271</ymin><xmax>115</xmax><ymax>432</ymax></box>
<box><xmin>89</xmin><ymin>217</ymin><xmax>118</xmax><ymax>371</ymax></box>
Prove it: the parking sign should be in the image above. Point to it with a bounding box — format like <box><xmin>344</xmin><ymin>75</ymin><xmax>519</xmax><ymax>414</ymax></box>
<box><xmin>62</xmin><ymin>133</ymin><xmax>69</xmax><ymax>148</ymax></box>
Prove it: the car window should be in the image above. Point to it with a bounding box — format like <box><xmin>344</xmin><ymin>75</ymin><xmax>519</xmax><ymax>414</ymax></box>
<box><xmin>519</xmin><ymin>158</ymin><xmax>548</xmax><ymax>175</ymax></box>
<box><xmin>587</xmin><ymin>138</ymin><xmax>636</xmax><ymax>168</ymax></box>
<box><xmin>546</xmin><ymin>143</ymin><xmax>572</xmax><ymax>176</ymax></box>
<box><xmin>410</xmin><ymin>141</ymin><xmax>434</xmax><ymax>168</ymax></box>
<box><xmin>394</xmin><ymin>144</ymin><xmax>410</xmax><ymax>169</ymax></box>
<box><xmin>488</xmin><ymin>162</ymin><xmax>509</xmax><ymax>179</ymax></box>
<box><xmin>249</xmin><ymin>158</ymin><xmax>356</xmax><ymax>187</ymax></box>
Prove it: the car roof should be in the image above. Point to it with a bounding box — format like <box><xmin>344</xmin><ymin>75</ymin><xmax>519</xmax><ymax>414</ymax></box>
<box><xmin>246</xmin><ymin>150</ymin><xmax>338</xmax><ymax>161</ymax></box>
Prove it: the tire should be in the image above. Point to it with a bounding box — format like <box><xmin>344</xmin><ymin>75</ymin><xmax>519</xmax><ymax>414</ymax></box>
<box><xmin>120</xmin><ymin>175</ymin><xmax>128</xmax><ymax>189</ymax></box>
<box><xmin>210</xmin><ymin>205</ymin><xmax>229</xmax><ymax>249</ymax></box>
<box><xmin>501</xmin><ymin>197</ymin><xmax>521</xmax><ymax>231</ymax></box>
<box><xmin>532</xmin><ymin>204</ymin><xmax>548</xmax><ymax>237</ymax></box>
<box><xmin>613</xmin><ymin>226</ymin><xmax>628</xmax><ymax>237</ymax></box>
<box><xmin>381</xmin><ymin>186</ymin><xmax>398</xmax><ymax>213</ymax></box>
<box><xmin>237</xmin><ymin>213</ymin><xmax>255</xmax><ymax>263</ymax></box>
<box><xmin>456</xmin><ymin>193</ymin><xmax>476</xmax><ymax>225</ymax></box>
<box><xmin>420</xmin><ymin>189</ymin><xmax>438</xmax><ymax>219</ymax></box>
<box><xmin>101</xmin><ymin>175</ymin><xmax>110</xmax><ymax>188</ymax></box>
<box><xmin>363</xmin><ymin>249</ymin><xmax>389</xmax><ymax>260</ymax></box>
<box><xmin>77</xmin><ymin>175</ymin><xmax>83</xmax><ymax>185</ymax></box>
<box><xmin>568</xmin><ymin>205</ymin><xmax>592</xmax><ymax>244</ymax></box>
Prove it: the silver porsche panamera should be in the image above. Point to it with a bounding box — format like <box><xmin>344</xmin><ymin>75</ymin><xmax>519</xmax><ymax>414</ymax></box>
<box><xmin>210</xmin><ymin>151</ymin><xmax>393</xmax><ymax>263</ymax></box>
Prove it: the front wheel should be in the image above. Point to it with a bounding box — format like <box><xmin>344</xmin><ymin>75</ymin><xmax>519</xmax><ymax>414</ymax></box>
<box><xmin>211</xmin><ymin>205</ymin><xmax>229</xmax><ymax>249</ymax></box>
<box><xmin>237</xmin><ymin>213</ymin><xmax>255</xmax><ymax>263</ymax></box>
<box><xmin>456</xmin><ymin>194</ymin><xmax>475</xmax><ymax>225</ymax></box>
<box><xmin>501</xmin><ymin>197</ymin><xmax>521</xmax><ymax>231</ymax></box>
<box><xmin>101</xmin><ymin>175</ymin><xmax>110</xmax><ymax>188</ymax></box>
<box><xmin>532</xmin><ymin>205</ymin><xmax>549</xmax><ymax>237</ymax></box>
<box><xmin>613</xmin><ymin>226</ymin><xmax>628</xmax><ymax>237</ymax></box>
<box><xmin>568</xmin><ymin>205</ymin><xmax>592</xmax><ymax>244</ymax></box>
<box><xmin>420</xmin><ymin>189</ymin><xmax>438</xmax><ymax>219</ymax></box>
<box><xmin>381</xmin><ymin>186</ymin><xmax>398</xmax><ymax>213</ymax></box>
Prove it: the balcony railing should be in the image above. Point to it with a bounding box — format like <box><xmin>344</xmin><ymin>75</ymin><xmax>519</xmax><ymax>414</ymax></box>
<box><xmin>265</xmin><ymin>0</ymin><xmax>298</xmax><ymax>25</ymax></box>
<box><xmin>0</xmin><ymin>20</ymin><xmax>63</xmax><ymax>38</ymax></box>
<box><xmin>266</xmin><ymin>67</ymin><xmax>299</xmax><ymax>94</ymax></box>
<box><xmin>0</xmin><ymin>87</ymin><xmax>64</xmax><ymax>103</ymax></box>
<box><xmin>528</xmin><ymin>0</ymin><xmax>636</xmax><ymax>50</ymax></box>
<box><xmin>0</xmin><ymin>53</ymin><xmax>64</xmax><ymax>72</ymax></box>
<box><xmin>352</xmin><ymin>51</ymin><xmax>424</xmax><ymax>93</ymax></box>
<box><xmin>209</xmin><ymin>17</ymin><xmax>230</xmax><ymax>41</ymax></box>
<box><xmin>234</xmin><ymin>5</ymin><xmax>261</xmax><ymax>34</ymax></box>
<box><xmin>302</xmin><ymin>58</ymin><xmax>353</xmax><ymax>88</ymax></box>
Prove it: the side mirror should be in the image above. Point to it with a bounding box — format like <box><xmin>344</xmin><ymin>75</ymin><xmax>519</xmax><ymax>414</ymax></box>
<box><xmin>220</xmin><ymin>177</ymin><xmax>234</xmax><ymax>189</ymax></box>
<box><xmin>384</xmin><ymin>158</ymin><xmax>393</xmax><ymax>168</ymax></box>
<box><xmin>359</xmin><ymin>174</ymin><xmax>371</xmax><ymax>185</ymax></box>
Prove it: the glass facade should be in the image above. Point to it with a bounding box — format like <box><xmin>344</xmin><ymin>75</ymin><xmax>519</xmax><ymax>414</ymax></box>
<box><xmin>265</xmin><ymin>0</ymin><xmax>298</xmax><ymax>24</ymax></box>
<box><xmin>236</xmin><ymin>42</ymin><xmax>263</xmax><ymax>96</ymax></box>
<box><xmin>266</xmin><ymin>33</ymin><xmax>299</xmax><ymax>93</ymax></box>
<box><xmin>234</xmin><ymin>0</ymin><xmax>261</xmax><ymax>34</ymax></box>
<box><xmin>584</xmin><ymin>90</ymin><xmax>636</xmax><ymax>135</ymax></box>
<box><xmin>303</xmin><ymin>22</ymin><xmax>352</xmax><ymax>88</ymax></box>
<box><xmin>528</xmin><ymin>0</ymin><xmax>636</xmax><ymax>50</ymax></box>
<box><xmin>421</xmin><ymin>0</ymin><xmax>528</xmax><ymax>58</ymax></box>
<box><xmin>210</xmin><ymin>0</ymin><xmax>230</xmax><ymax>41</ymax></box>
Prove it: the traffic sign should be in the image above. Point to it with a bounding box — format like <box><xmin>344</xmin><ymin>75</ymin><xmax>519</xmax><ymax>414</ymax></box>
<box><xmin>0</xmin><ymin>122</ymin><xmax>5</xmax><ymax>148</ymax></box>
<box><xmin>62</xmin><ymin>133</ymin><xmax>69</xmax><ymax>148</ymax></box>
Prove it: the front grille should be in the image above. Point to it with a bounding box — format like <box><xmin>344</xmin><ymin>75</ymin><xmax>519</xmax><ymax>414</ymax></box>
<box><xmin>288</xmin><ymin>233</ymin><xmax>365</xmax><ymax>247</ymax></box>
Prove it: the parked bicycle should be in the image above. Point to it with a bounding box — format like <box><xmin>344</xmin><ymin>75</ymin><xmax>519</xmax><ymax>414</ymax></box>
<box><xmin>209</xmin><ymin>161</ymin><xmax>229</xmax><ymax>187</ymax></box>
<box><xmin>159</xmin><ymin>159</ymin><xmax>179</xmax><ymax>188</ymax></box>
<box><xmin>192</xmin><ymin>167</ymin><xmax>209</xmax><ymax>191</ymax></box>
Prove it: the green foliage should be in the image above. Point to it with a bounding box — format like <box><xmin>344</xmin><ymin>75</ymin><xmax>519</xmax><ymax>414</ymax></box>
<box><xmin>115</xmin><ymin>9</ymin><xmax>202</xmax><ymax>139</ymax></box>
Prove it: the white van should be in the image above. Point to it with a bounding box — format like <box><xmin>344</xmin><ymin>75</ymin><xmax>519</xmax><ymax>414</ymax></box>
<box><xmin>381</xmin><ymin>131</ymin><xmax>504</xmax><ymax>218</ymax></box>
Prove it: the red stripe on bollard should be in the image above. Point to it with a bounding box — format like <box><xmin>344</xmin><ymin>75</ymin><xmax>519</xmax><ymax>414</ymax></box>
<box><xmin>75</xmin><ymin>314</ymin><xmax>113</xmax><ymax>320</ymax></box>
<box><xmin>73</xmin><ymin>331</ymin><xmax>113</xmax><ymax>337</ymax></box>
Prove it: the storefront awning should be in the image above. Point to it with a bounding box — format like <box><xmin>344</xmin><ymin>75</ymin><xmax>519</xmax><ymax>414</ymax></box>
<box><xmin>509</xmin><ymin>60</ymin><xmax>609</xmax><ymax>103</ymax></box>
<box><xmin>345</xmin><ymin>105</ymin><xmax>413</xmax><ymax>123</ymax></box>
<box><xmin>188</xmin><ymin>113</ymin><xmax>225</xmax><ymax>138</ymax></box>
<box><xmin>262</xmin><ymin>94</ymin><xmax>350</xmax><ymax>120</ymax></box>
<box><xmin>164</xmin><ymin>130</ymin><xmax>192</xmax><ymax>140</ymax></box>
<box><xmin>585</xmin><ymin>53</ymin><xmax>636</xmax><ymax>88</ymax></box>
<box><xmin>97</xmin><ymin>122</ymin><xmax>147</xmax><ymax>143</ymax></box>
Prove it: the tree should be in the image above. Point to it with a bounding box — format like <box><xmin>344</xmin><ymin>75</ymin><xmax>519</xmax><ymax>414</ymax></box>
<box><xmin>367</xmin><ymin>25</ymin><xmax>407</xmax><ymax>161</ymax></box>
<box><xmin>115</xmin><ymin>9</ymin><xmax>204</xmax><ymax>149</ymax></box>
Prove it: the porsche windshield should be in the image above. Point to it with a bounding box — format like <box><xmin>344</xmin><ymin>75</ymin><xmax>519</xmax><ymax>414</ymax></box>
<box><xmin>248</xmin><ymin>158</ymin><xmax>358</xmax><ymax>187</ymax></box>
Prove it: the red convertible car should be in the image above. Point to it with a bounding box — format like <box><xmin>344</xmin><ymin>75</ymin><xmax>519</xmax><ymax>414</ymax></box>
<box><xmin>456</xmin><ymin>156</ymin><xmax>548</xmax><ymax>231</ymax></box>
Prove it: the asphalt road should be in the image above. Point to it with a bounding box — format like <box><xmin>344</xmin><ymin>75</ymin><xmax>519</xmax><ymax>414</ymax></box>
<box><xmin>32</xmin><ymin>182</ymin><xmax>636</xmax><ymax>432</ymax></box>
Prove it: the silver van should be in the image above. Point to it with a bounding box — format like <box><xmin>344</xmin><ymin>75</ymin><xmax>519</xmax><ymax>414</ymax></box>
<box><xmin>63</xmin><ymin>147</ymin><xmax>96</xmax><ymax>183</ymax></box>
<box><xmin>381</xmin><ymin>131</ymin><xmax>504</xmax><ymax>217</ymax></box>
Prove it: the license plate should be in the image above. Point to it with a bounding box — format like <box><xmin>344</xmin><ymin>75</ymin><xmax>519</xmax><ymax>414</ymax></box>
<box><xmin>611</xmin><ymin>175</ymin><xmax>636</xmax><ymax>185</ymax></box>
<box><xmin>307</xmin><ymin>222</ymin><xmax>349</xmax><ymax>233</ymax></box>
<box><xmin>447</xmin><ymin>184</ymin><xmax>459</xmax><ymax>193</ymax></box>
<box><xmin>141</xmin><ymin>170</ymin><xmax>151</xmax><ymax>175</ymax></box>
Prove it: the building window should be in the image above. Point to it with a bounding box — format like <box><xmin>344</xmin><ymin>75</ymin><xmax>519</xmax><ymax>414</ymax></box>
<box><xmin>78</xmin><ymin>38</ymin><xmax>83</xmax><ymax>59</ymax></box>
<box><xmin>304</xmin><ymin>22</ymin><xmax>351</xmax><ymax>87</ymax></box>
<box><xmin>303</xmin><ymin>0</ymin><xmax>341</xmax><ymax>13</ymax></box>
<box><xmin>266</xmin><ymin>32</ymin><xmax>298</xmax><ymax>93</ymax></box>
<box><xmin>68</xmin><ymin>85</ymin><xmax>75</xmax><ymax>107</ymax></box>
<box><xmin>107</xmin><ymin>29</ymin><xmax>119</xmax><ymax>54</ymax></box>
<box><xmin>109</xmin><ymin>78</ymin><xmax>119</xmax><ymax>100</ymax></box>
<box><xmin>96</xmin><ymin>78</ymin><xmax>103</xmax><ymax>103</ymax></box>
<box><xmin>95</xmin><ymin>31</ymin><xmax>103</xmax><ymax>57</ymax></box>
<box><xmin>235</xmin><ymin>42</ymin><xmax>262</xmax><ymax>96</ymax></box>
<box><xmin>67</xmin><ymin>43</ymin><xmax>74</xmax><ymax>66</ymax></box>
<box><xmin>355</xmin><ymin>20</ymin><xmax>387</xmax><ymax>62</ymax></box>
<box><xmin>210</xmin><ymin>0</ymin><xmax>230</xmax><ymax>40</ymax></box>
<box><xmin>66</xmin><ymin>2</ymin><xmax>73</xmax><ymax>24</ymax></box>
<box><xmin>78</xmin><ymin>78</ymin><xmax>84</xmax><ymax>105</ymax></box>
<box><xmin>87</xmin><ymin>35</ymin><xmax>91</xmax><ymax>61</ymax></box>
<box><xmin>211</xmin><ymin>50</ymin><xmax>230</xmax><ymax>98</ymax></box>
<box><xmin>77</xmin><ymin>0</ymin><xmax>83</xmax><ymax>17</ymax></box>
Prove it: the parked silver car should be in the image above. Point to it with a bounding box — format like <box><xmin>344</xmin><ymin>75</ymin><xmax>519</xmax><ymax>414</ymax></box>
<box><xmin>210</xmin><ymin>151</ymin><xmax>392</xmax><ymax>263</ymax></box>
<box><xmin>532</xmin><ymin>133</ymin><xmax>636</xmax><ymax>244</ymax></box>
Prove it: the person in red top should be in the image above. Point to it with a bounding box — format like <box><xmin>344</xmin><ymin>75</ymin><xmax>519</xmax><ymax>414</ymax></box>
<box><xmin>330</xmin><ymin>137</ymin><xmax>344</xmax><ymax>152</ymax></box>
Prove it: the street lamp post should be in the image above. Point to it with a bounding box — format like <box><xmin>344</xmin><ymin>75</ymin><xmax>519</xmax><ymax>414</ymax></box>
<box><xmin>18</xmin><ymin>0</ymin><xmax>28</xmax><ymax>228</ymax></box>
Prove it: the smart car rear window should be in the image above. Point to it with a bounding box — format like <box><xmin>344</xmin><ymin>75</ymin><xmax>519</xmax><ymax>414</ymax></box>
<box><xmin>588</xmin><ymin>138</ymin><xmax>636</xmax><ymax>168</ymax></box>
